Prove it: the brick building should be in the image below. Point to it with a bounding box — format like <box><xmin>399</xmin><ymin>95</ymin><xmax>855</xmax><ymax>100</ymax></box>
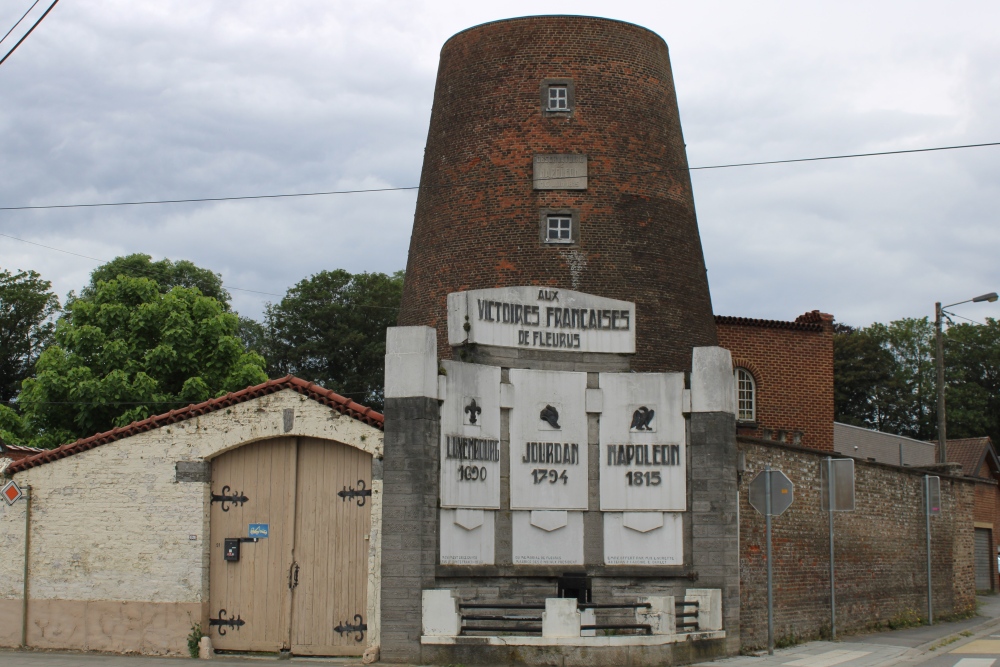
<box><xmin>0</xmin><ymin>377</ymin><xmax>385</xmax><ymax>656</ymax></box>
<box><xmin>946</xmin><ymin>437</ymin><xmax>1000</xmax><ymax>591</ymax></box>
<box><xmin>716</xmin><ymin>310</ymin><xmax>834</xmax><ymax>451</ymax></box>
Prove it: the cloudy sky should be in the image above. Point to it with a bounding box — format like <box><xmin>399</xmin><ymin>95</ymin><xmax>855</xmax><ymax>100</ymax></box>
<box><xmin>1</xmin><ymin>1</ymin><xmax>998</xmax><ymax>328</ymax></box>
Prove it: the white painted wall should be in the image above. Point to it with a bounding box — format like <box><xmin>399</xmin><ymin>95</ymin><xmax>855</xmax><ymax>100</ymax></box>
<box><xmin>0</xmin><ymin>388</ymin><xmax>383</xmax><ymax>647</ymax></box>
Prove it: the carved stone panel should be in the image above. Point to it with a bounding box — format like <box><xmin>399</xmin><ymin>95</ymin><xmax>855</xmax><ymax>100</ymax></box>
<box><xmin>533</xmin><ymin>154</ymin><xmax>587</xmax><ymax>190</ymax></box>
<box><xmin>509</xmin><ymin>369</ymin><xmax>588</xmax><ymax>510</ymax></box>
<box><xmin>440</xmin><ymin>360</ymin><xmax>501</xmax><ymax>509</ymax></box>
<box><xmin>512</xmin><ymin>510</ymin><xmax>584</xmax><ymax>565</ymax></box>
<box><xmin>440</xmin><ymin>508</ymin><xmax>495</xmax><ymax>565</ymax></box>
<box><xmin>599</xmin><ymin>373</ymin><xmax>686</xmax><ymax>511</ymax></box>
<box><xmin>603</xmin><ymin>511</ymin><xmax>683</xmax><ymax>565</ymax></box>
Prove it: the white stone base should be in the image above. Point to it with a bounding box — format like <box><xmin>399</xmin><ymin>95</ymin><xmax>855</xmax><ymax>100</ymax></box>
<box><xmin>421</xmin><ymin>631</ymin><xmax>726</xmax><ymax>646</ymax></box>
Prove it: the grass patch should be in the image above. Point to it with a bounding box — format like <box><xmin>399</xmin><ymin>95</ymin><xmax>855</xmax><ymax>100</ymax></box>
<box><xmin>186</xmin><ymin>623</ymin><xmax>204</xmax><ymax>659</ymax></box>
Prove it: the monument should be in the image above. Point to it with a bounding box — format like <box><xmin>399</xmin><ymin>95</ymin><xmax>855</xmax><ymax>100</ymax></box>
<box><xmin>381</xmin><ymin>16</ymin><xmax>739</xmax><ymax>665</ymax></box>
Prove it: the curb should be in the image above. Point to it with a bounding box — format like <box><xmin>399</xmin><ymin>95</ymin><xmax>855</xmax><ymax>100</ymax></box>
<box><xmin>887</xmin><ymin>614</ymin><xmax>1000</xmax><ymax>665</ymax></box>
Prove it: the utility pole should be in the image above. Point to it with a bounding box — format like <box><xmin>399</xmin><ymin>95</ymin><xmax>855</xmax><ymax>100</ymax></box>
<box><xmin>935</xmin><ymin>292</ymin><xmax>998</xmax><ymax>464</ymax></box>
<box><xmin>935</xmin><ymin>302</ymin><xmax>946</xmax><ymax>464</ymax></box>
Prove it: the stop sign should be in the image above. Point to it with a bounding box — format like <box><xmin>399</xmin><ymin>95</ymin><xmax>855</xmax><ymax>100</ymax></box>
<box><xmin>748</xmin><ymin>469</ymin><xmax>794</xmax><ymax>516</ymax></box>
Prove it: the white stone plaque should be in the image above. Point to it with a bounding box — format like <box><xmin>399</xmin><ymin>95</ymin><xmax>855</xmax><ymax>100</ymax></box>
<box><xmin>447</xmin><ymin>287</ymin><xmax>635</xmax><ymax>354</ymax></box>
<box><xmin>533</xmin><ymin>154</ymin><xmax>587</xmax><ymax>190</ymax></box>
<box><xmin>440</xmin><ymin>508</ymin><xmax>495</xmax><ymax>565</ymax></box>
<box><xmin>512</xmin><ymin>511</ymin><xmax>584</xmax><ymax>565</ymax></box>
<box><xmin>603</xmin><ymin>512</ymin><xmax>683</xmax><ymax>565</ymax></box>
<box><xmin>509</xmin><ymin>369</ymin><xmax>588</xmax><ymax>510</ymax></box>
<box><xmin>599</xmin><ymin>373</ymin><xmax>686</xmax><ymax>511</ymax></box>
<box><xmin>440</xmin><ymin>360</ymin><xmax>501</xmax><ymax>509</ymax></box>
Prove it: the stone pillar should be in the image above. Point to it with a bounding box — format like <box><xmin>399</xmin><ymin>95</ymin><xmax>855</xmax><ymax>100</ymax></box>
<box><xmin>380</xmin><ymin>327</ymin><xmax>440</xmax><ymax>662</ymax></box>
<box><xmin>688</xmin><ymin>347</ymin><xmax>740</xmax><ymax>653</ymax></box>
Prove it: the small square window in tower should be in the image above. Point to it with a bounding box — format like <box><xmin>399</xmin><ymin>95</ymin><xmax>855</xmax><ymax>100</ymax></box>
<box><xmin>546</xmin><ymin>215</ymin><xmax>572</xmax><ymax>243</ymax></box>
<box><xmin>548</xmin><ymin>85</ymin><xmax>569</xmax><ymax>111</ymax></box>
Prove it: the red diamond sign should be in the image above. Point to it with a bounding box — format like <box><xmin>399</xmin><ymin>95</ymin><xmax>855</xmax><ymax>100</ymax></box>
<box><xmin>2</xmin><ymin>480</ymin><xmax>23</xmax><ymax>506</ymax></box>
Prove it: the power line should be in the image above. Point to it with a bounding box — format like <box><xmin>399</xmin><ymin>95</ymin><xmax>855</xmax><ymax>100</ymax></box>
<box><xmin>0</xmin><ymin>0</ymin><xmax>41</xmax><ymax>46</ymax></box>
<box><xmin>0</xmin><ymin>229</ymin><xmax>401</xmax><ymax>309</ymax></box>
<box><xmin>944</xmin><ymin>311</ymin><xmax>989</xmax><ymax>327</ymax></box>
<box><xmin>1</xmin><ymin>141</ymin><xmax>998</xmax><ymax>212</ymax></box>
<box><xmin>0</xmin><ymin>0</ymin><xmax>60</xmax><ymax>69</ymax></box>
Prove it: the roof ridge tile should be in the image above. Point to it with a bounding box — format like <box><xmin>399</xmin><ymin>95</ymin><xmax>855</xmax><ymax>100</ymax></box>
<box><xmin>7</xmin><ymin>376</ymin><xmax>383</xmax><ymax>475</ymax></box>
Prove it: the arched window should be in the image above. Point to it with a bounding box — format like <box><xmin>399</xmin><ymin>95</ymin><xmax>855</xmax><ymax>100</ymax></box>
<box><xmin>734</xmin><ymin>368</ymin><xmax>756</xmax><ymax>423</ymax></box>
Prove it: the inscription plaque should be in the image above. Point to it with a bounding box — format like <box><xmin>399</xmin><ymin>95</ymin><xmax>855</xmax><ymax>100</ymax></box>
<box><xmin>447</xmin><ymin>286</ymin><xmax>636</xmax><ymax>354</ymax></box>
<box><xmin>599</xmin><ymin>373</ymin><xmax>686</xmax><ymax>511</ymax></box>
<box><xmin>509</xmin><ymin>369</ymin><xmax>588</xmax><ymax>510</ymax></box>
<box><xmin>512</xmin><ymin>510</ymin><xmax>584</xmax><ymax>565</ymax></box>
<box><xmin>534</xmin><ymin>154</ymin><xmax>587</xmax><ymax>190</ymax></box>
<box><xmin>440</xmin><ymin>360</ymin><xmax>501</xmax><ymax>509</ymax></box>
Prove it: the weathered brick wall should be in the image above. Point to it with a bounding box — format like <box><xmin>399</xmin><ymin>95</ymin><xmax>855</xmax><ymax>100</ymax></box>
<box><xmin>717</xmin><ymin>314</ymin><xmax>834</xmax><ymax>451</ymax></box>
<box><xmin>397</xmin><ymin>16</ymin><xmax>718</xmax><ymax>373</ymax></box>
<box><xmin>739</xmin><ymin>439</ymin><xmax>976</xmax><ymax>650</ymax></box>
<box><xmin>0</xmin><ymin>389</ymin><xmax>383</xmax><ymax>653</ymax></box>
<box><xmin>973</xmin><ymin>481</ymin><xmax>1000</xmax><ymax>590</ymax></box>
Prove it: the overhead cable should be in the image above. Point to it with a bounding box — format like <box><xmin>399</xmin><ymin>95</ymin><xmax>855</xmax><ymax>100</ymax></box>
<box><xmin>1</xmin><ymin>141</ymin><xmax>998</xmax><ymax>212</ymax></box>
<box><xmin>0</xmin><ymin>0</ymin><xmax>60</xmax><ymax>69</ymax></box>
<box><xmin>0</xmin><ymin>0</ymin><xmax>41</xmax><ymax>46</ymax></box>
<box><xmin>0</xmin><ymin>230</ymin><xmax>401</xmax><ymax>308</ymax></box>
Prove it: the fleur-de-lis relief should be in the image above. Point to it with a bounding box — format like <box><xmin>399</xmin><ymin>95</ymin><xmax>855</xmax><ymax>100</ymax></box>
<box><xmin>465</xmin><ymin>398</ymin><xmax>482</xmax><ymax>425</ymax></box>
<box><xmin>540</xmin><ymin>404</ymin><xmax>561</xmax><ymax>429</ymax></box>
<box><xmin>630</xmin><ymin>406</ymin><xmax>655</xmax><ymax>431</ymax></box>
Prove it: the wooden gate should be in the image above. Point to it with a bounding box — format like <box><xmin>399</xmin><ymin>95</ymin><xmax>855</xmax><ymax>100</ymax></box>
<box><xmin>209</xmin><ymin>437</ymin><xmax>372</xmax><ymax>655</ymax></box>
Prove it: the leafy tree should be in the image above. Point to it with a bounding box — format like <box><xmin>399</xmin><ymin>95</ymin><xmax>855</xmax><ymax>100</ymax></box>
<box><xmin>944</xmin><ymin>319</ymin><xmax>1000</xmax><ymax>444</ymax></box>
<box><xmin>265</xmin><ymin>270</ymin><xmax>403</xmax><ymax>411</ymax></box>
<box><xmin>835</xmin><ymin>315</ymin><xmax>1000</xmax><ymax>444</ymax></box>
<box><xmin>18</xmin><ymin>276</ymin><xmax>267</xmax><ymax>448</ymax></box>
<box><xmin>833</xmin><ymin>323</ymin><xmax>897</xmax><ymax>430</ymax></box>
<box><xmin>237</xmin><ymin>316</ymin><xmax>268</xmax><ymax>356</ymax></box>
<box><xmin>0</xmin><ymin>269</ymin><xmax>60</xmax><ymax>406</ymax></box>
<box><xmin>80</xmin><ymin>254</ymin><xmax>230</xmax><ymax>306</ymax></box>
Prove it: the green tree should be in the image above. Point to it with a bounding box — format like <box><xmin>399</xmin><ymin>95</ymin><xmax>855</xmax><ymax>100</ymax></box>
<box><xmin>80</xmin><ymin>254</ymin><xmax>230</xmax><ymax>306</ymax></box>
<box><xmin>833</xmin><ymin>323</ymin><xmax>897</xmax><ymax>430</ymax></box>
<box><xmin>265</xmin><ymin>270</ymin><xmax>403</xmax><ymax>411</ymax></box>
<box><xmin>0</xmin><ymin>269</ymin><xmax>60</xmax><ymax>407</ymax></box>
<box><xmin>944</xmin><ymin>319</ymin><xmax>1000</xmax><ymax>444</ymax></box>
<box><xmin>18</xmin><ymin>275</ymin><xmax>267</xmax><ymax>448</ymax></box>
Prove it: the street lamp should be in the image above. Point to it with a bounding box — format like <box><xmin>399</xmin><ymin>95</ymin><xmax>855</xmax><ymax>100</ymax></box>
<box><xmin>935</xmin><ymin>292</ymin><xmax>998</xmax><ymax>463</ymax></box>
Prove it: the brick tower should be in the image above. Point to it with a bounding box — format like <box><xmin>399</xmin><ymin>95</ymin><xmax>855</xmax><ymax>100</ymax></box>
<box><xmin>397</xmin><ymin>15</ymin><xmax>717</xmax><ymax>372</ymax></box>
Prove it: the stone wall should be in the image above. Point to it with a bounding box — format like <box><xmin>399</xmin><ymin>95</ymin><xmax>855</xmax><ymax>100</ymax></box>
<box><xmin>739</xmin><ymin>438</ymin><xmax>976</xmax><ymax>650</ymax></box>
<box><xmin>380</xmin><ymin>326</ymin><xmax>741</xmax><ymax>664</ymax></box>
<box><xmin>0</xmin><ymin>389</ymin><xmax>383</xmax><ymax>654</ymax></box>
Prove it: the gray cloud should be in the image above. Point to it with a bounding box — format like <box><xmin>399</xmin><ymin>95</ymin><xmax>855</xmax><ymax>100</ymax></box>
<box><xmin>1</xmin><ymin>0</ymin><xmax>998</xmax><ymax>328</ymax></box>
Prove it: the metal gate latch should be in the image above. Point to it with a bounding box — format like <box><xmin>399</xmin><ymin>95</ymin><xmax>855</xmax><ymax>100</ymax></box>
<box><xmin>337</xmin><ymin>480</ymin><xmax>372</xmax><ymax>506</ymax></box>
<box><xmin>334</xmin><ymin>614</ymin><xmax>367</xmax><ymax>642</ymax></box>
<box><xmin>211</xmin><ymin>485</ymin><xmax>249</xmax><ymax>511</ymax></box>
<box><xmin>209</xmin><ymin>609</ymin><xmax>246</xmax><ymax>635</ymax></box>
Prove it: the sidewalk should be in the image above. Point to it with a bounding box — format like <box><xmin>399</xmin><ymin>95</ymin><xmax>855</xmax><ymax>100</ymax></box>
<box><xmin>2</xmin><ymin>598</ymin><xmax>998</xmax><ymax>667</ymax></box>
<box><xmin>693</xmin><ymin>595</ymin><xmax>1000</xmax><ymax>667</ymax></box>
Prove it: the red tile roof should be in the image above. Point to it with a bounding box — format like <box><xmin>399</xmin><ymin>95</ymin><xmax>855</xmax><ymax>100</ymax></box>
<box><xmin>6</xmin><ymin>376</ymin><xmax>383</xmax><ymax>475</ymax></box>
<box><xmin>0</xmin><ymin>443</ymin><xmax>45</xmax><ymax>462</ymax></box>
<box><xmin>946</xmin><ymin>437</ymin><xmax>994</xmax><ymax>478</ymax></box>
<box><xmin>715</xmin><ymin>311</ymin><xmax>829</xmax><ymax>333</ymax></box>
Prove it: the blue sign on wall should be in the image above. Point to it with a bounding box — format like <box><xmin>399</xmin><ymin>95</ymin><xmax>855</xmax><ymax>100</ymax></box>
<box><xmin>248</xmin><ymin>523</ymin><xmax>269</xmax><ymax>538</ymax></box>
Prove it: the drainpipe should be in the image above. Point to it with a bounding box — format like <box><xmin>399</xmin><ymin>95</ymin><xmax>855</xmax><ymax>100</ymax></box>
<box><xmin>21</xmin><ymin>484</ymin><xmax>31</xmax><ymax>648</ymax></box>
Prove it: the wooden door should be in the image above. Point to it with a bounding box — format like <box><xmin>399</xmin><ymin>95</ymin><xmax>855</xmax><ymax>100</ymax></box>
<box><xmin>289</xmin><ymin>437</ymin><xmax>372</xmax><ymax>656</ymax></box>
<box><xmin>209</xmin><ymin>438</ymin><xmax>298</xmax><ymax>652</ymax></box>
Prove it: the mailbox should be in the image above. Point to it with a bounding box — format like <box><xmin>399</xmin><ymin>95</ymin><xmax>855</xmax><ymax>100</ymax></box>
<box><xmin>224</xmin><ymin>538</ymin><xmax>241</xmax><ymax>562</ymax></box>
